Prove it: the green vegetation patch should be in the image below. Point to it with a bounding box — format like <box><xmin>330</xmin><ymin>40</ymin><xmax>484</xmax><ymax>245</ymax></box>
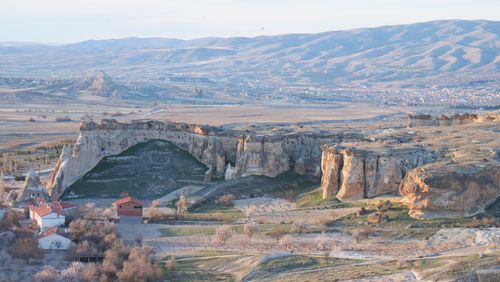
<box><xmin>295</xmin><ymin>186</ymin><xmax>345</xmax><ymax>208</ymax></box>
<box><xmin>64</xmin><ymin>139</ymin><xmax>208</xmax><ymax>200</ymax></box>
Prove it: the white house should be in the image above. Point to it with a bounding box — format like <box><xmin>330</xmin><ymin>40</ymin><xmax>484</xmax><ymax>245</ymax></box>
<box><xmin>28</xmin><ymin>201</ymin><xmax>76</xmax><ymax>231</ymax></box>
<box><xmin>37</xmin><ymin>227</ymin><xmax>72</xmax><ymax>250</ymax></box>
<box><xmin>29</xmin><ymin>204</ymin><xmax>66</xmax><ymax>231</ymax></box>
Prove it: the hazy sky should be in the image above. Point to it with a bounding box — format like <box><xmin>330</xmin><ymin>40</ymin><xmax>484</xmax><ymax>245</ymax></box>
<box><xmin>1</xmin><ymin>0</ymin><xmax>499</xmax><ymax>43</ymax></box>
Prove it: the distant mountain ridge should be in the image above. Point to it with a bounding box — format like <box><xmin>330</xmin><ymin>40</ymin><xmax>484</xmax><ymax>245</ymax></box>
<box><xmin>0</xmin><ymin>19</ymin><xmax>498</xmax><ymax>86</ymax></box>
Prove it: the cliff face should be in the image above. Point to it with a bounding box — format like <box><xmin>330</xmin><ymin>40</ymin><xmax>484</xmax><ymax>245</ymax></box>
<box><xmin>400</xmin><ymin>162</ymin><xmax>500</xmax><ymax>218</ymax></box>
<box><xmin>321</xmin><ymin>145</ymin><xmax>438</xmax><ymax>201</ymax></box>
<box><xmin>47</xmin><ymin>119</ymin><xmax>340</xmax><ymax>197</ymax></box>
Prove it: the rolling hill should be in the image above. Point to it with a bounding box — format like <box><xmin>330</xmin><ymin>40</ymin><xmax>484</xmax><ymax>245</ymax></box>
<box><xmin>0</xmin><ymin>19</ymin><xmax>498</xmax><ymax>87</ymax></box>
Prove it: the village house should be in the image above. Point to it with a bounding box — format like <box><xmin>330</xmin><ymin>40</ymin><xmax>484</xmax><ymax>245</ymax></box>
<box><xmin>37</xmin><ymin>227</ymin><xmax>72</xmax><ymax>250</ymax></box>
<box><xmin>29</xmin><ymin>201</ymin><xmax>76</xmax><ymax>231</ymax></box>
<box><xmin>115</xmin><ymin>196</ymin><xmax>143</xmax><ymax>224</ymax></box>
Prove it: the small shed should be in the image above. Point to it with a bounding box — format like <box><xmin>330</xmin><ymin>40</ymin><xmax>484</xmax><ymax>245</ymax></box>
<box><xmin>115</xmin><ymin>196</ymin><xmax>143</xmax><ymax>223</ymax></box>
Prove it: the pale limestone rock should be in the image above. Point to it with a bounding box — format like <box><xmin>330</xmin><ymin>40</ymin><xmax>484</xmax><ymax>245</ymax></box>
<box><xmin>400</xmin><ymin>162</ymin><xmax>500</xmax><ymax>218</ymax></box>
<box><xmin>224</xmin><ymin>163</ymin><xmax>237</xmax><ymax>180</ymax></box>
<box><xmin>47</xmin><ymin>119</ymin><xmax>332</xmax><ymax>198</ymax></box>
<box><xmin>17</xmin><ymin>170</ymin><xmax>48</xmax><ymax>202</ymax></box>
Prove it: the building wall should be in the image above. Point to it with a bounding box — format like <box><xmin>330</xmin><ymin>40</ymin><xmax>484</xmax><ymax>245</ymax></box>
<box><xmin>117</xmin><ymin>202</ymin><xmax>143</xmax><ymax>217</ymax></box>
<box><xmin>38</xmin><ymin>234</ymin><xmax>71</xmax><ymax>250</ymax></box>
<box><xmin>39</xmin><ymin>213</ymin><xmax>65</xmax><ymax>231</ymax></box>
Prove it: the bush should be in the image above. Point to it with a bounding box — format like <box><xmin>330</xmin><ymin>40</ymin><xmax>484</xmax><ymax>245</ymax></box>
<box><xmin>211</xmin><ymin>225</ymin><xmax>232</xmax><ymax>246</ymax></box>
<box><xmin>243</xmin><ymin>222</ymin><xmax>259</xmax><ymax>239</ymax></box>
<box><xmin>217</xmin><ymin>194</ymin><xmax>235</xmax><ymax>206</ymax></box>
<box><xmin>291</xmin><ymin>219</ymin><xmax>308</xmax><ymax>234</ymax></box>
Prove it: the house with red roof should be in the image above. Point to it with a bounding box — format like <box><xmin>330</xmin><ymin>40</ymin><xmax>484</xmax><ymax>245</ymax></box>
<box><xmin>29</xmin><ymin>201</ymin><xmax>76</xmax><ymax>231</ymax></box>
<box><xmin>37</xmin><ymin>227</ymin><xmax>72</xmax><ymax>250</ymax></box>
<box><xmin>115</xmin><ymin>196</ymin><xmax>143</xmax><ymax>223</ymax></box>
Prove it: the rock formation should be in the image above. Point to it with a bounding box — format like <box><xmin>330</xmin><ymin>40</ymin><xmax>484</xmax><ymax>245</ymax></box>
<box><xmin>47</xmin><ymin>119</ymin><xmax>342</xmax><ymax>197</ymax></box>
<box><xmin>80</xmin><ymin>70</ymin><xmax>120</xmax><ymax>97</ymax></box>
<box><xmin>407</xmin><ymin>113</ymin><xmax>481</xmax><ymax>128</ymax></box>
<box><xmin>321</xmin><ymin>145</ymin><xmax>438</xmax><ymax>201</ymax></box>
<box><xmin>17</xmin><ymin>170</ymin><xmax>49</xmax><ymax>202</ymax></box>
<box><xmin>400</xmin><ymin>161</ymin><xmax>500</xmax><ymax>218</ymax></box>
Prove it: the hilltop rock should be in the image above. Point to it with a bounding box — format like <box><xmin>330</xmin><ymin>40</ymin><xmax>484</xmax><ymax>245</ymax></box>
<box><xmin>79</xmin><ymin>70</ymin><xmax>121</xmax><ymax>97</ymax></box>
<box><xmin>400</xmin><ymin>161</ymin><xmax>500</xmax><ymax>218</ymax></box>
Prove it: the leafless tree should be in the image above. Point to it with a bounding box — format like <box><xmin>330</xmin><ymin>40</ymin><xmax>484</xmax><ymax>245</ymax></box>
<box><xmin>82</xmin><ymin>263</ymin><xmax>99</xmax><ymax>282</ymax></box>
<box><xmin>217</xmin><ymin>194</ymin><xmax>235</xmax><ymax>206</ymax></box>
<box><xmin>291</xmin><ymin>219</ymin><xmax>308</xmax><ymax>234</ymax></box>
<box><xmin>211</xmin><ymin>225</ymin><xmax>233</xmax><ymax>246</ymax></box>
<box><xmin>279</xmin><ymin>234</ymin><xmax>293</xmax><ymax>250</ymax></box>
<box><xmin>14</xmin><ymin>237</ymin><xmax>43</xmax><ymax>264</ymax></box>
<box><xmin>116</xmin><ymin>246</ymin><xmax>161</xmax><ymax>282</ymax></box>
<box><xmin>166</xmin><ymin>256</ymin><xmax>176</xmax><ymax>272</ymax></box>
<box><xmin>243</xmin><ymin>222</ymin><xmax>259</xmax><ymax>239</ymax></box>
<box><xmin>60</xmin><ymin>262</ymin><xmax>85</xmax><ymax>282</ymax></box>
<box><xmin>34</xmin><ymin>265</ymin><xmax>58</xmax><ymax>282</ymax></box>
<box><xmin>315</xmin><ymin>232</ymin><xmax>329</xmax><ymax>251</ymax></box>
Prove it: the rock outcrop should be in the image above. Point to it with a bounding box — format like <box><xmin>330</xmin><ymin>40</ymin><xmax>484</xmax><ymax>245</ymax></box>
<box><xmin>321</xmin><ymin>145</ymin><xmax>438</xmax><ymax>201</ymax></box>
<box><xmin>407</xmin><ymin>113</ymin><xmax>480</xmax><ymax>128</ymax></box>
<box><xmin>47</xmin><ymin>119</ymin><xmax>342</xmax><ymax>197</ymax></box>
<box><xmin>17</xmin><ymin>170</ymin><xmax>49</xmax><ymax>202</ymax></box>
<box><xmin>400</xmin><ymin>161</ymin><xmax>500</xmax><ymax>218</ymax></box>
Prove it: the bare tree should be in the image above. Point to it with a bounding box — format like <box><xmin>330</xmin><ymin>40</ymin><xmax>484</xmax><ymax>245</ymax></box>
<box><xmin>315</xmin><ymin>232</ymin><xmax>329</xmax><ymax>251</ymax></box>
<box><xmin>116</xmin><ymin>246</ymin><xmax>161</xmax><ymax>282</ymax></box>
<box><xmin>82</xmin><ymin>263</ymin><xmax>99</xmax><ymax>282</ymax></box>
<box><xmin>291</xmin><ymin>219</ymin><xmax>308</xmax><ymax>234</ymax></box>
<box><xmin>60</xmin><ymin>262</ymin><xmax>85</xmax><ymax>282</ymax></box>
<box><xmin>211</xmin><ymin>225</ymin><xmax>233</xmax><ymax>246</ymax></box>
<box><xmin>34</xmin><ymin>265</ymin><xmax>58</xmax><ymax>282</ymax></box>
<box><xmin>243</xmin><ymin>222</ymin><xmax>259</xmax><ymax>239</ymax></box>
<box><xmin>279</xmin><ymin>234</ymin><xmax>293</xmax><ymax>250</ymax></box>
<box><xmin>217</xmin><ymin>194</ymin><xmax>235</xmax><ymax>206</ymax></box>
<box><xmin>268</xmin><ymin>227</ymin><xmax>287</xmax><ymax>243</ymax></box>
<box><xmin>14</xmin><ymin>237</ymin><xmax>44</xmax><ymax>264</ymax></box>
<box><xmin>166</xmin><ymin>256</ymin><xmax>176</xmax><ymax>272</ymax></box>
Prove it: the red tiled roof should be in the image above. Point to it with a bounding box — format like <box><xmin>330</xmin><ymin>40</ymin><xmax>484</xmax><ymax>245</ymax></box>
<box><xmin>29</xmin><ymin>204</ymin><xmax>55</xmax><ymax>217</ymax></box>
<box><xmin>51</xmin><ymin>201</ymin><xmax>76</xmax><ymax>212</ymax></box>
<box><xmin>115</xmin><ymin>196</ymin><xmax>143</xmax><ymax>206</ymax></box>
<box><xmin>29</xmin><ymin>201</ymin><xmax>75</xmax><ymax>217</ymax></box>
<box><xmin>38</xmin><ymin>227</ymin><xmax>71</xmax><ymax>240</ymax></box>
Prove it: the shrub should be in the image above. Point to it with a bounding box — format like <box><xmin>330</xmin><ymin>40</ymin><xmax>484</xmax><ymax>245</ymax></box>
<box><xmin>243</xmin><ymin>222</ymin><xmax>259</xmax><ymax>239</ymax></box>
<box><xmin>211</xmin><ymin>225</ymin><xmax>232</xmax><ymax>246</ymax></box>
<box><xmin>279</xmin><ymin>234</ymin><xmax>293</xmax><ymax>250</ymax></box>
<box><xmin>291</xmin><ymin>219</ymin><xmax>308</xmax><ymax>234</ymax></box>
<box><xmin>217</xmin><ymin>194</ymin><xmax>235</xmax><ymax>206</ymax></box>
<box><xmin>268</xmin><ymin>226</ymin><xmax>287</xmax><ymax>242</ymax></box>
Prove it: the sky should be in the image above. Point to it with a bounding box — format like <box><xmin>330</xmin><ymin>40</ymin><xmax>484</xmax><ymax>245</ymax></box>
<box><xmin>0</xmin><ymin>0</ymin><xmax>499</xmax><ymax>43</ymax></box>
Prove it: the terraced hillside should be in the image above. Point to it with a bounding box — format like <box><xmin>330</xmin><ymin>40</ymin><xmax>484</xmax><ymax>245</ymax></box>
<box><xmin>65</xmin><ymin>140</ymin><xmax>208</xmax><ymax>199</ymax></box>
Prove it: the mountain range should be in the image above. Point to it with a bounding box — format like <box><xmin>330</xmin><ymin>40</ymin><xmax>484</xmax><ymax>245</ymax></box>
<box><xmin>0</xmin><ymin>19</ymin><xmax>498</xmax><ymax>88</ymax></box>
